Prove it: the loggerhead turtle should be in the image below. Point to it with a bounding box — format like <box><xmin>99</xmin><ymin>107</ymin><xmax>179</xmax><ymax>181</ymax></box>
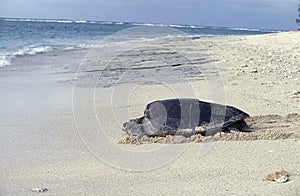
<box><xmin>122</xmin><ymin>99</ymin><xmax>251</xmax><ymax>137</ymax></box>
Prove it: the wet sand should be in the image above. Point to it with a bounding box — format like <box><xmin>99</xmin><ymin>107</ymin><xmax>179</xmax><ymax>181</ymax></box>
<box><xmin>0</xmin><ymin>32</ymin><xmax>299</xmax><ymax>195</ymax></box>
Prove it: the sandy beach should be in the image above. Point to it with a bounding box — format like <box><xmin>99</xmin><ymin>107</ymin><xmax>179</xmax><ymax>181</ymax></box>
<box><xmin>0</xmin><ymin>31</ymin><xmax>299</xmax><ymax>195</ymax></box>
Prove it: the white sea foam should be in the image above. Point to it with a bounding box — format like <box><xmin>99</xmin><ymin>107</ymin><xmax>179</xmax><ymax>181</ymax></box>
<box><xmin>228</xmin><ymin>27</ymin><xmax>282</xmax><ymax>33</ymax></box>
<box><xmin>0</xmin><ymin>43</ymin><xmax>99</xmax><ymax>67</ymax></box>
<box><xmin>100</xmin><ymin>21</ymin><xmax>114</xmax><ymax>25</ymax></box>
<box><xmin>189</xmin><ymin>25</ymin><xmax>205</xmax><ymax>29</ymax></box>
<box><xmin>77</xmin><ymin>44</ymin><xmax>97</xmax><ymax>49</ymax></box>
<box><xmin>15</xmin><ymin>45</ymin><xmax>52</xmax><ymax>56</ymax></box>
<box><xmin>168</xmin><ymin>24</ymin><xmax>185</xmax><ymax>28</ymax></box>
<box><xmin>63</xmin><ymin>44</ymin><xmax>96</xmax><ymax>50</ymax></box>
<box><xmin>0</xmin><ymin>45</ymin><xmax>52</xmax><ymax>67</ymax></box>
<box><xmin>131</xmin><ymin>22</ymin><xmax>207</xmax><ymax>30</ymax></box>
<box><xmin>0</xmin><ymin>55</ymin><xmax>10</xmax><ymax>67</ymax></box>
<box><xmin>75</xmin><ymin>20</ymin><xmax>87</xmax><ymax>23</ymax></box>
<box><xmin>2</xmin><ymin>18</ymin><xmax>89</xmax><ymax>24</ymax></box>
<box><xmin>55</xmin><ymin>20</ymin><xmax>73</xmax><ymax>23</ymax></box>
<box><xmin>229</xmin><ymin>27</ymin><xmax>259</xmax><ymax>31</ymax></box>
<box><xmin>132</xmin><ymin>23</ymin><xmax>155</xmax><ymax>26</ymax></box>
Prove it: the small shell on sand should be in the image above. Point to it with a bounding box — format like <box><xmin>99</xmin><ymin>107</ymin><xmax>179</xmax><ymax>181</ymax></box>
<box><xmin>266</xmin><ymin>169</ymin><xmax>289</xmax><ymax>183</ymax></box>
<box><xmin>274</xmin><ymin>176</ymin><xmax>288</xmax><ymax>183</ymax></box>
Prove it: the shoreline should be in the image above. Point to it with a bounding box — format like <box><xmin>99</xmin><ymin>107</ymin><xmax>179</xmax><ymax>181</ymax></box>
<box><xmin>0</xmin><ymin>32</ymin><xmax>299</xmax><ymax>194</ymax></box>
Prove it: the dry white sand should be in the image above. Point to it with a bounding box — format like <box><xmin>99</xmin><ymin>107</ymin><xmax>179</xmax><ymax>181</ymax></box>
<box><xmin>0</xmin><ymin>32</ymin><xmax>299</xmax><ymax>195</ymax></box>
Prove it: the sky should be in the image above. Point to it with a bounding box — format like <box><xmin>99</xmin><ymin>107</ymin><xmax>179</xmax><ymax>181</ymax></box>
<box><xmin>0</xmin><ymin>0</ymin><xmax>299</xmax><ymax>30</ymax></box>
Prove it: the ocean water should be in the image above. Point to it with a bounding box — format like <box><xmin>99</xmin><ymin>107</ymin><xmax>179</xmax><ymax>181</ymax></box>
<box><xmin>0</xmin><ymin>18</ymin><xmax>281</xmax><ymax>67</ymax></box>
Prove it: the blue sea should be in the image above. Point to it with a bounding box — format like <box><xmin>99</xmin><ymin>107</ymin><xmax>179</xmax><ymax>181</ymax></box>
<box><xmin>0</xmin><ymin>18</ymin><xmax>282</xmax><ymax>67</ymax></box>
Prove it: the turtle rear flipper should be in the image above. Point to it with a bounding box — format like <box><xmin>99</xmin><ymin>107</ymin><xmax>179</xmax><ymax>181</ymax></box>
<box><xmin>223</xmin><ymin>120</ymin><xmax>252</xmax><ymax>132</ymax></box>
<box><xmin>197</xmin><ymin>126</ymin><xmax>223</xmax><ymax>136</ymax></box>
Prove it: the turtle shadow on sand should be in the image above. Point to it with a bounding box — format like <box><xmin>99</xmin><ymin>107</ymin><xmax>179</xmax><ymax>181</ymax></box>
<box><xmin>122</xmin><ymin>99</ymin><xmax>251</xmax><ymax>138</ymax></box>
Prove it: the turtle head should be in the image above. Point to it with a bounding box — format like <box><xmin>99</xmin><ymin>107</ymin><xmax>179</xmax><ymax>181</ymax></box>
<box><xmin>122</xmin><ymin>117</ymin><xmax>145</xmax><ymax>136</ymax></box>
<box><xmin>122</xmin><ymin>119</ymin><xmax>138</xmax><ymax>132</ymax></box>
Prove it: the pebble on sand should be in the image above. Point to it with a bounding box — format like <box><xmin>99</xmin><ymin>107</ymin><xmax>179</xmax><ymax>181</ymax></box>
<box><xmin>250</xmin><ymin>67</ymin><xmax>258</xmax><ymax>73</ymax></box>
<box><xmin>30</xmin><ymin>188</ymin><xmax>48</xmax><ymax>193</ymax></box>
<box><xmin>292</xmin><ymin>90</ymin><xmax>300</xmax><ymax>96</ymax></box>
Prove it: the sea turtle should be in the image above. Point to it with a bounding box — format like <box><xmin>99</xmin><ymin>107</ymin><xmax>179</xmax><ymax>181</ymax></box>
<box><xmin>122</xmin><ymin>99</ymin><xmax>251</xmax><ymax>137</ymax></box>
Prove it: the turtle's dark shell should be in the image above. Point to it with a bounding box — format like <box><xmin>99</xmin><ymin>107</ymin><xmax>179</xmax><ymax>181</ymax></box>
<box><xmin>123</xmin><ymin>99</ymin><xmax>251</xmax><ymax>137</ymax></box>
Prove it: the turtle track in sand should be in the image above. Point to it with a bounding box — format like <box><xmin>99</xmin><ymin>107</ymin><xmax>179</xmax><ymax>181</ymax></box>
<box><xmin>119</xmin><ymin>113</ymin><xmax>300</xmax><ymax>144</ymax></box>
